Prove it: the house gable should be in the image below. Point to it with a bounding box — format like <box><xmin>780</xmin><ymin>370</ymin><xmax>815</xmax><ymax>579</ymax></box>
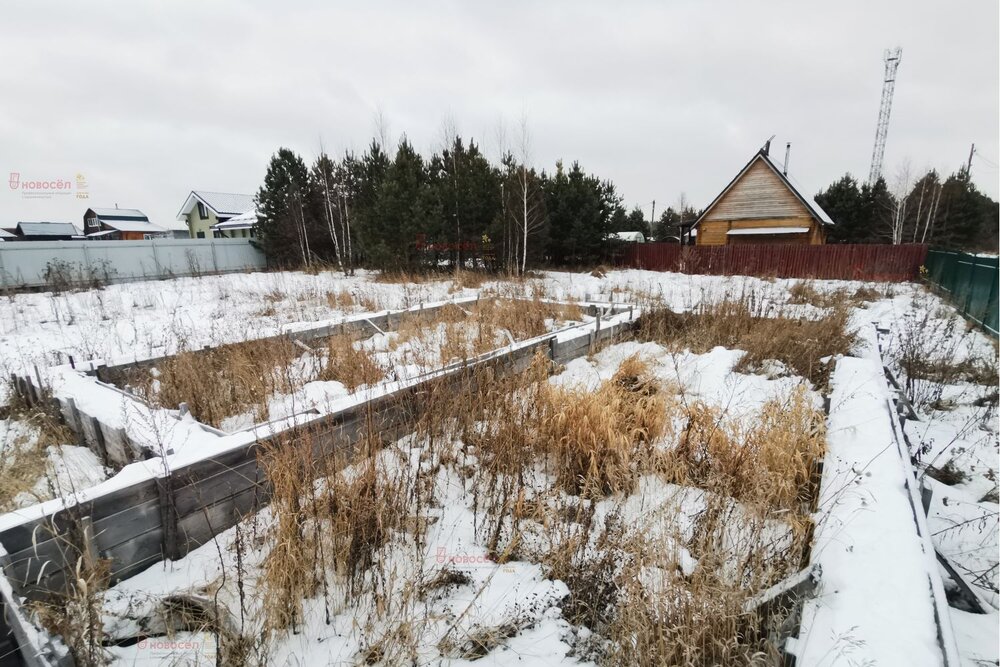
<box><xmin>702</xmin><ymin>157</ymin><xmax>813</xmax><ymax>222</ymax></box>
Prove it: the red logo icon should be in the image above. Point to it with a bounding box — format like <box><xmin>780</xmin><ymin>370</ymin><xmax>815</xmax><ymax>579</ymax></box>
<box><xmin>8</xmin><ymin>172</ymin><xmax>19</xmax><ymax>190</ymax></box>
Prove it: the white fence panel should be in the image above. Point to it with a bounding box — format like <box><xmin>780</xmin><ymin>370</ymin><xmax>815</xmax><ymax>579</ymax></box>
<box><xmin>0</xmin><ymin>239</ymin><xmax>267</xmax><ymax>288</ymax></box>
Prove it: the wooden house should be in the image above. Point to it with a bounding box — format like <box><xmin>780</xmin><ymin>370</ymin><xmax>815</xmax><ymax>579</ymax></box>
<box><xmin>83</xmin><ymin>207</ymin><xmax>168</xmax><ymax>240</ymax></box>
<box><xmin>176</xmin><ymin>191</ymin><xmax>255</xmax><ymax>239</ymax></box>
<box><xmin>691</xmin><ymin>147</ymin><xmax>833</xmax><ymax>245</ymax></box>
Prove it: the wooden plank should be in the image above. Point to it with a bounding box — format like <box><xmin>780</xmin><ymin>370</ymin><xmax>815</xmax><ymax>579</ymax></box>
<box><xmin>105</xmin><ymin>527</ymin><xmax>166</xmax><ymax>581</ymax></box>
<box><xmin>176</xmin><ymin>486</ymin><xmax>262</xmax><ymax>554</ymax></box>
<box><xmin>0</xmin><ymin>478</ymin><xmax>159</xmax><ymax>556</ymax></box>
<box><xmin>91</xmin><ymin>496</ymin><xmax>162</xmax><ymax>552</ymax></box>
<box><xmin>172</xmin><ymin>457</ymin><xmax>261</xmax><ymax>519</ymax></box>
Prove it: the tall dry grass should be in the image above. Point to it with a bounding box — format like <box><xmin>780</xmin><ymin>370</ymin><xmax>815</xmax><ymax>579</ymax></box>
<box><xmin>636</xmin><ymin>292</ymin><xmax>856</xmax><ymax>388</ymax></box>
<box><xmin>318</xmin><ymin>336</ymin><xmax>387</xmax><ymax>390</ymax></box>
<box><xmin>128</xmin><ymin>337</ymin><xmax>301</xmax><ymax>428</ymax></box>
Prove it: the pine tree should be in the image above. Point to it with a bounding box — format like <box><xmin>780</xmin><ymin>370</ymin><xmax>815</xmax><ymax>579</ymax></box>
<box><xmin>815</xmin><ymin>174</ymin><xmax>864</xmax><ymax>243</ymax></box>
<box><xmin>428</xmin><ymin>137</ymin><xmax>502</xmax><ymax>268</ymax></box>
<box><xmin>367</xmin><ymin>138</ymin><xmax>434</xmax><ymax>270</ymax></box>
<box><xmin>544</xmin><ymin>161</ymin><xmax>616</xmax><ymax>265</ymax></box>
<box><xmin>256</xmin><ymin>148</ymin><xmax>318</xmax><ymax>266</ymax></box>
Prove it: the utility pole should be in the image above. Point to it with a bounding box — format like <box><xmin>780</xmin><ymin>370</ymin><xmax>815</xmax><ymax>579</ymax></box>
<box><xmin>868</xmin><ymin>48</ymin><xmax>903</xmax><ymax>185</ymax></box>
<box><xmin>966</xmin><ymin>143</ymin><xmax>976</xmax><ymax>176</ymax></box>
<box><xmin>650</xmin><ymin>200</ymin><xmax>655</xmax><ymax>238</ymax></box>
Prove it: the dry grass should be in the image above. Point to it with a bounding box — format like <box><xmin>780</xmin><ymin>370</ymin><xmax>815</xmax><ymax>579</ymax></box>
<box><xmin>33</xmin><ymin>556</ymin><xmax>112</xmax><ymax>667</ymax></box>
<box><xmin>259</xmin><ymin>435</ymin><xmax>320</xmax><ymax>634</ymax></box>
<box><xmin>660</xmin><ymin>386</ymin><xmax>825</xmax><ymax>512</ymax></box>
<box><xmin>374</xmin><ymin>270</ymin><xmax>430</xmax><ymax>284</ymax></box>
<box><xmin>319</xmin><ymin>336</ymin><xmax>387</xmax><ymax>391</ymax></box>
<box><xmin>890</xmin><ymin>295</ymin><xmax>999</xmax><ymax>413</ymax></box>
<box><xmin>139</xmin><ymin>338</ymin><xmax>301</xmax><ymax>428</ymax></box>
<box><xmin>440</xmin><ymin>350</ymin><xmax>825</xmax><ymax>665</ymax></box>
<box><xmin>325</xmin><ymin>289</ymin><xmax>355</xmax><ymax>309</ymax></box>
<box><xmin>257</xmin><ymin>424</ymin><xmax>415</xmax><ymax>637</ymax></box>
<box><xmin>121</xmin><ymin>297</ymin><xmax>583</xmax><ymax>429</ymax></box>
<box><xmin>322</xmin><ymin>456</ymin><xmax>407</xmax><ymax>595</ymax></box>
<box><xmin>0</xmin><ymin>387</ymin><xmax>76</xmax><ymax>511</ymax></box>
<box><xmin>537</xmin><ymin>356</ymin><xmax>672</xmax><ymax>498</ymax></box>
<box><xmin>636</xmin><ymin>293</ymin><xmax>856</xmax><ymax>388</ymax></box>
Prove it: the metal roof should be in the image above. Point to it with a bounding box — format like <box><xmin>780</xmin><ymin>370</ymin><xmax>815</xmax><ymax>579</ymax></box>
<box><xmin>89</xmin><ymin>207</ymin><xmax>148</xmax><ymax>221</ymax></box>
<box><xmin>177</xmin><ymin>191</ymin><xmax>254</xmax><ymax>219</ymax></box>
<box><xmin>16</xmin><ymin>221</ymin><xmax>81</xmax><ymax>236</ymax></box>
<box><xmin>98</xmin><ymin>220</ymin><xmax>167</xmax><ymax>233</ymax></box>
<box><xmin>693</xmin><ymin>149</ymin><xmax>835</xmax><ymax>228</ymax></box>
<box><xmin>0</xmin><ymin>229</ymin><xmax>16</xmax><ymax>239</ymax></box>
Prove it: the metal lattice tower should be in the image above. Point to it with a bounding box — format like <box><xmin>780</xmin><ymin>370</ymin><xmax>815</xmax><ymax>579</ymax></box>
<box><xmin>868</xmin><ymin>47</ymin><xmax>902</xmax><ymax>184</ymax></box>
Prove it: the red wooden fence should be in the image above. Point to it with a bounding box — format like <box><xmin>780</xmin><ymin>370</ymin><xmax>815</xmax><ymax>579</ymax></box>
<box><xmin>619</xmin><ymin>243</ymin><xmax>929</xmax><ymax>282</ymax></box>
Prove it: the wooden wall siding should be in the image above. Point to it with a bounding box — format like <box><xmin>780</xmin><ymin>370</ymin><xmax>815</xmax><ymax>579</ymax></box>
<box><xmin>728</xmin><ymin>233</ymin><xmax>810</xmax><ymax>245</ymax></box>
<box><xmin>621</xmin><ymin>243</ymin><xmax>929</xmax><ymax>282</ymax></box>
<box><xmin>1</xmin><ymin>310</ymin><xmax>634</xmax><ymax>602</ymax></box>
<box><xmin>704</xmin><ymin>160</ymin><xmax>812</xmax><ymax>222</ymax></box>
<box><xmin>696</xmin><ymin>218</ymin><xmax>820</xmax><ymax>246</ymax></box>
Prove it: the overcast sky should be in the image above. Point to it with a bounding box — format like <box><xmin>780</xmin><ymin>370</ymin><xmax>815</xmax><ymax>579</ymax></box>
<box><xmin>1</xmin><ymin>1</ymin><xmax>997</xmax><ymax>229</ymax></box>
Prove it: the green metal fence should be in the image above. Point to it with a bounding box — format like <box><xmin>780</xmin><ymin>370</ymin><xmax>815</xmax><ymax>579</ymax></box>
<box><xmin>924</xmin><ymin>249</ymin><xmax>999</xmax><ymax>337</ymax></box>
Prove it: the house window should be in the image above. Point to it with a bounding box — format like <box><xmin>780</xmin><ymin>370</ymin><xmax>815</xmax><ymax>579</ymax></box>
<box><xmin>197</xmin><ymin>202</ymin><xmax>208</xmax><ymax>219</ymax></box>
<box><xmin>86</xmin><ymin>217</ymin><xmax>99</xmax><ymax>229</ymax></box>
<box><xmin>196</xmin><ymin>231</ymin><xmax>205</xmax><ymax>239</ymax></box>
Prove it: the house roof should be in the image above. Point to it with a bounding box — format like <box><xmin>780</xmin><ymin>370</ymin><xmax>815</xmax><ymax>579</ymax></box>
<box><xmin>99</xmin><ymin>220</ymin><xmax>168</xmax><ymax>233</ymax></box>
<box><xmin>160</xmin><ymin>219</ymin><xmax>189</xmax><ymax>232</ymax></box>
<box><xmin>693</xmin><ymin>148</ymin><xmax>834</xmax><ymax>228</ymax></box>
<box><xmin>0</xmin><ymin>229</ymin><xmax>17</xmax><ymax>239</ymax></box>
<box><xmin>88</xmin><ymin>207</ymin><xmax>149</xmax><ymax>221</ymax></box>
<box><xmin>16</xmin><ymin>221</ymin><xmax>81</xmax><ymax>236</ymax></box>
<box><xmin>212</xmin><ymin>209</ymin><xmax>258</xmax><ymax>231</ymax></box>
<box><xmin>176</xmin><ymin>191</ymin><xmax>255</xmax><ymax>220</ymax></box>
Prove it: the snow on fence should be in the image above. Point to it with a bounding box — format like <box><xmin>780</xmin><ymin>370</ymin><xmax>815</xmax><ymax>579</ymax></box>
<box><xmin>0</xmin><ymin>238</ymin><xmax>266</xmax><ymax>289</ymax></box>
<box><xmin>620</xmin><ymin>242</ymin><xmax>929</xmax><ymax>282</ymax></box>
<box><xmin>0</xmin><ymin>302</ymin><xmax>636</xmax><ymax>605</ymax></box>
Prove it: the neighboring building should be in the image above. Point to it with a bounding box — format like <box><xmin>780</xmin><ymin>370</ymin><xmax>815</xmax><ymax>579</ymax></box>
<box><xmin>691</xmin><ymin>147</ymin><xmax>833</xmax><ymax>245</ymax></box>
<box><xmin>7</xmin><ymin>221</ymin><xmax>81</xmax><ymax>241</ymax></box>
<box><xmin>176</xmin><ymin>191</ymin><xmax>255</xmax><ymax>239</ymax></box>
<box><xmin>0</xmin><ymin>229</ymin><xmax>15</xmax><ymax>242</ymax></box>
<box><xmin>612</xmin><ymin>231</ymin><xmax>646</xmax><ymax>243</ymax></box>
<box><xmin>83</xmin><ymin>207</ymin><xmax>168</xmax><ymax>240</ymax></box>
<box><xmin>160</xmin><ymin>220</ymin><xmax>192</xmax><ymax>239</ymax></box>
<box><xmin>211</xmin><ymin>209</ymin><xmax>258</xmax><ymax>239</ymax></box>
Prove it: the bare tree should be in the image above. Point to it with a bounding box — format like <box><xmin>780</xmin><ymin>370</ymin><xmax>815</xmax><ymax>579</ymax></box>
<box><xmin>440</xmin><ymin>116</ymin><xmax>463</xmax><ymax>268</ymax></box>
<box><xmin>920</xmin><ymin>181</ymin><xmax>943</xmax><ymax>244</ymax></box>
<box><xmin>889</xmin><ymin>161</ymin><xmax>913</xmax><ymax>245</ymax></box>
<box><xmin>373</xmin><ymin>106</ymin><xmax>393</xmax><ymax>158</ymax></box>
<box><xmin>289</xmin><ymin>188</ymin><xmax>311</xmax><ymax>267</ymax></box>
<box><xmin>514</xmin><ymin>115</ymin><xmax>545</xmax><ymax>274</ymax></box>
<box><xmin>315</xmin><ymin>143</ymin><xmax>345</xmax><ymax>273</ymax></box>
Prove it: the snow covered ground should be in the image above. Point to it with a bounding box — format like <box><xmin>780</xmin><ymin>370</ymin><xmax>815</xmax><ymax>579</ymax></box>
<box><xmin>98</xmin><ymin>338</ymin><xmax>822</xmax><ymax>665</ymax></box>
<box><xmin>0</xmin><ymin>267</ymin><xmax>995</xmax><ymax>665</ymax></box>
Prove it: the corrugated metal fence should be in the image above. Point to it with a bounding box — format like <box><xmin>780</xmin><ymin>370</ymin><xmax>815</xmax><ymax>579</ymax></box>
<box><xmin>924</xmin><ymin>250</ymin><xmax>999</xmax><ymax>336</ymax></box>
<box><xmin>0</xmin><ymin>238</ymin><xmax>267</xmax><ymax>289</ymax></box>
<box><xmin>620</xmin><ymin>243</ymin><xmax>929</xmax><ymax>282</ymax></box>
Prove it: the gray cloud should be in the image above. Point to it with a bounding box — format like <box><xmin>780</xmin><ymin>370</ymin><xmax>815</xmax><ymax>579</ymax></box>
<box><xmin>1</xmin><ymin>0</ymin><xmax>996</xmax><ymax>228</ymax></box>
